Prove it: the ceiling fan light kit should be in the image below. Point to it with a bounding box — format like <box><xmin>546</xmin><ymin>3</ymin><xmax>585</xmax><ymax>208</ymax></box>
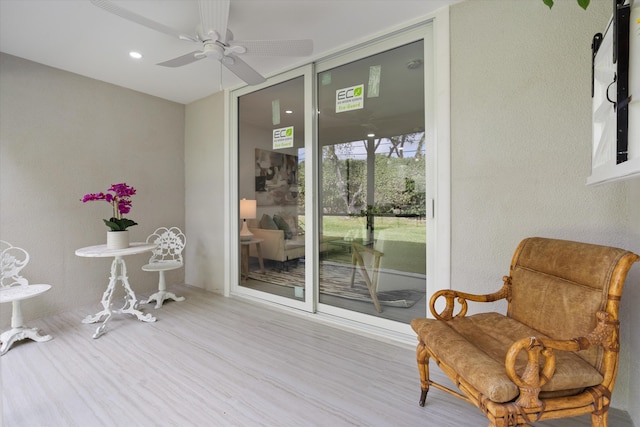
<box><xmin>90</xmin><ymin>0</ymin><xmax>313</xmax><ymax>86</ymax></box>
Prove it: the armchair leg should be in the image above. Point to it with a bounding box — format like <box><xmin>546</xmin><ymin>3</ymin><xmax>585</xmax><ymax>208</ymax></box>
<box><xmin>419</xmin><ymin>389</ymin><xmax>428</xmax><ymax>407</ymax></box>
<box><xmin>416</xmin><ymin>342</ymin><xmax>430</xmax><ymax>406</ymax></box>
<box><xmin>591</xmin><ymin>411</ymin><xmax>608</xmax><ymax>427</ymax></box>
<box><xmin>589</xmin><ymin>384</ymin><xmax>611</xmax><ymax>427</ymax></box>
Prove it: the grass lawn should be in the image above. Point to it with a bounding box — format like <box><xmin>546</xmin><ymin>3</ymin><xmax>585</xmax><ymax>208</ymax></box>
<box><xmin>300</xmin><ymin>215</ymin><xmax>426</xmax><ymax>243</ymax></box>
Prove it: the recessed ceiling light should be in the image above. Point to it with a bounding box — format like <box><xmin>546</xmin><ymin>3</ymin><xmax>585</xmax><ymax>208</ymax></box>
<box><xmin>285</xmin><ymin>110</ymin><xmax>293</xmax><ymax>114</ymax></box>
<box><xmin>129</xmin><ymin>51</ymin><xmax>143</xmax><ymax>59</ymax></box>
<box><xmin>367</xmin><ymin>133</ymin><xmax>375</xmax><ymax>138</ymax></box>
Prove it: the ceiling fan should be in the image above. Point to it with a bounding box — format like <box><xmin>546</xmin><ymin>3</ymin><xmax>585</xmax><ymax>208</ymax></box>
<box><xmin>90</xmin><ymin>0</ymin><xmax>313</xmax><ymax>85</ymax></box>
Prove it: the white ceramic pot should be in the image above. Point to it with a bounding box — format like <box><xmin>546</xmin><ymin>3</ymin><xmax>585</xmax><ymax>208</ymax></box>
<box><xmin>107</xmin><ymin>230</ymin><xmax>129</xmax><ymax>250</ymax></box>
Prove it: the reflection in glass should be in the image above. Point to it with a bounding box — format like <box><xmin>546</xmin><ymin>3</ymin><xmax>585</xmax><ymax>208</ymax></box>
<box><xmin>237</xmin><ymin>77</ymin><xmax>306</xmax><ymax>300</ymax></box>
<box><xmin>318</xmin><ymin>40</ymin><xmax>427</xmax><ymax>323</ymax></box>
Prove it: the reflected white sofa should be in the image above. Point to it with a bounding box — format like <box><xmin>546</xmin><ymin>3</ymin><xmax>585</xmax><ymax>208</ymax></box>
<box><xmin>249</xmin><ymin>227</ymin><xmax>305</xmax><ymax>265</ymax></box>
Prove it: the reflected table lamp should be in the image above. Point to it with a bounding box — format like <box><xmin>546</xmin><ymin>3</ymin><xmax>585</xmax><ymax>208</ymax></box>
<box><xmin>240</xmin><ymin>198</ymin><xmax>257</xmax><ymax>241</ymax></box>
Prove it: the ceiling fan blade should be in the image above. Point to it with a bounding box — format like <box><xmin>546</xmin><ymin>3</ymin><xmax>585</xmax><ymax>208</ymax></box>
<box><xmin>90</xmin><ymin>0</ymin><xmax>197</xmax><ymax>42</ymax></box>
<box><xmin>222</xmin><ymin>55</ymin><xmax>266</xmax><ymax>85</ymax></box>
<box><xmin>230</xmin><ymin>39</ymin><xmax>313</xmax><ymax>57</ymax></box>
<box><xmin>198</xmin><ymin>0</ymin><xmax>230</xmax><ymax>43</ymax></box>
<box><xmin>157</xmin><ymin>51</ymin><xmax>204</xmax><ymax>68</ymax></box>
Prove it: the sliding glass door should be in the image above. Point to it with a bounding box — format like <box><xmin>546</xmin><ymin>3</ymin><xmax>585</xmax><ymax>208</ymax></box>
<box><xmin>236</xmin><ymin>74</ymin><xmax>310</xmax><ymax>306</ymax></box>
<box><xmin>316</xmin><ymin>40</ymin><xmax>428</xmax><ymax>323</ymax></box>
<box><xmin>232</xmin><ymin>21</ymin><xmax>438</xmax><ymax>328</ymax></box>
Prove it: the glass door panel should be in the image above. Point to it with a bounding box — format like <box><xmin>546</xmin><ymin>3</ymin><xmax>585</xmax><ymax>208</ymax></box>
<box><xmin>317</xmin><ymin>40</ymin><xmax>428</xmax><ymax>323</ymax></box>
<box><xmin>237</xmin><ymin>76</ymin><xmax>307</xmax><ymax>301</ymax></box>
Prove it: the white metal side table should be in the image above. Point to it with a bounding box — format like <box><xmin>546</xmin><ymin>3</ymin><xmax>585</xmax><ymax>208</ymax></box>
<box><xmin>75</xmin><ymin>243</ymin><xmax>157</xmax><ymax>339</ymax></box>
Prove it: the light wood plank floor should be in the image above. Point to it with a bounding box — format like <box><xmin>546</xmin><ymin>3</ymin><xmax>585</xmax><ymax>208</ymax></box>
<box><xmin>2</xmin><ymin>284</ymin><xmax>633</xmax><ymax>427</ymax></box>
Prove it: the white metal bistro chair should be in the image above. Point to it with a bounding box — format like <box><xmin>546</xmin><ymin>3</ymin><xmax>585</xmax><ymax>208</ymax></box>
<box><xmin>141</xmin><ymin>227</ymin><xmax>186</xmax><ymax>308</ymax></box>
<box><xmin>0</xmin><ymin>240</ymin><xmax>52</xmax><ymax>355</ymax></box>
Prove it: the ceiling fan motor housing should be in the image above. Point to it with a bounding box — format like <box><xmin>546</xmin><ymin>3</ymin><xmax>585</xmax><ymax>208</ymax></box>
<box><xmin>196</xmin><ymin>41</ymin><xmax>224</xmax><ymax>60</ymax></box>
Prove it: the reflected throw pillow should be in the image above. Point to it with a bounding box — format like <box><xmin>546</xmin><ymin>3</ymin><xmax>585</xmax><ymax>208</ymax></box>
<box><xmin>273</xmin><ymin>214</ymin><xmax>293</xmax><ymax>239</ymax></box>
<box><xmin>259</xmin><ymin>214</ymin><xmax>278</xmax><ymax>230</ymax></box>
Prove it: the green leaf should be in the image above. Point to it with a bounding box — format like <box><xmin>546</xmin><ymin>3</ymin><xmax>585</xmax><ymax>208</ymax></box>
<box><xmin>577</xmin><ymin>0</ymin><xmax>590</xmax><ymax>10</ymax></box>
<box><xmin>103</xmin><ymin>219</ymin><xmax>121</xmax><ymax>231</ymax></box>
<box><xmin>543</xmin><ymin>0</ymin><xmax>554</xmax><ymax>9</ymax></box>
<box><xmin>120</xmin><ymin>218</ymin><xmax>138</xmax><ymax>229</ymax></box>
<box><xmin>103</xmin><ymin>217</ymin><xmax>138</xmax><ymax>231</ymax></box>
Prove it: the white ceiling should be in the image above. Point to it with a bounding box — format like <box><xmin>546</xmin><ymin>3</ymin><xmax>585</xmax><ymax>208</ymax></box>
<box><xmin>0</xmin><ymin>0</ymin><xmax>458</xmax><ymax>104</ymax></box>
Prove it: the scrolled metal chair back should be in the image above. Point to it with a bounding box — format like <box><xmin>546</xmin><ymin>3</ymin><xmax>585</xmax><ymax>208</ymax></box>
<box><xmin>146</xmin><ymin>227</ymin><xmax>186</xmax><ymax>264</ymax></box>
<box><xmin>0</xmin><ymin>240</ymin><xmax>30</xmax><ymax>288</ymax></box>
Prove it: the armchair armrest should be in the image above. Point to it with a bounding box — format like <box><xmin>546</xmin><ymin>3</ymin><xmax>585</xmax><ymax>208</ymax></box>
<box><xmin>504</xmin><ymin>310</ymin><xmax>619</xmax><ymax>411</ymax></box>
<box><xmin>429</xmin><ymin>276</ymin><xmax>512</xmax><ymax>320</ymax></box>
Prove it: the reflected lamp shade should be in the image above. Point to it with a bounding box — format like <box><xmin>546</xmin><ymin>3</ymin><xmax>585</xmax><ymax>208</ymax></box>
<box><xmin>239</xmin><ymin>198</ymin><xmax>257</xmax><ymax>241</ymax></box>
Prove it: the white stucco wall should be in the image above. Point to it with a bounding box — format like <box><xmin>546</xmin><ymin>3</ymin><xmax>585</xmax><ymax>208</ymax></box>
<box><xmin>622</xmin><ymin>179</ymin><xmax>640</xmax><ymax>422</ymax></box>
<box><xmin>184</xmin><ymin>92</ymin><xmax>226</xmax><ymax>294</ymax></box>
<box><xmin>449</xmin><ymin>0</ymin><xmax>639</xmax><ymax>415</ymax></box>
<box><xmin>0</xmin><ymin>53</ymin><xmax>185</xmax><ymax>325</ymax></box>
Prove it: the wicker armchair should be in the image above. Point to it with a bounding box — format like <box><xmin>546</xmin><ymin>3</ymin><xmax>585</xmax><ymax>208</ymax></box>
<box><xmin>411</xmin><ymin>237</ymin><xmax>638</xmax><ymax>427</ymax></box>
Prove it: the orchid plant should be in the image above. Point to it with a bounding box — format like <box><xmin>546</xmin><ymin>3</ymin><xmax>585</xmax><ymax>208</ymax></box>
<box><xmin>82</xmin><ymin>183</ymin><xmax>138</xmax><ymax>231</ymax></box>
